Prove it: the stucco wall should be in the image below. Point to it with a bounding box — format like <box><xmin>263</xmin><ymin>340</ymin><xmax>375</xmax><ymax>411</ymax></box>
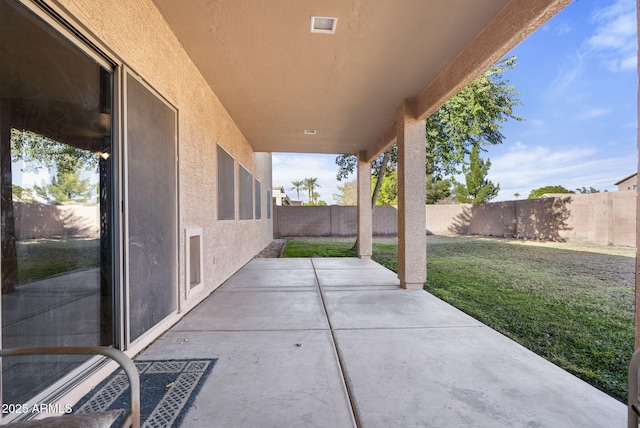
<box><xmin>52</xmin><ymin>0</ymin><xmax>273</xmax><ymax>312</ymax></box>
<box><xmin>275</xmin><ymin>192</ymin><xmax>636</xmax><ymax>247</ymax></box>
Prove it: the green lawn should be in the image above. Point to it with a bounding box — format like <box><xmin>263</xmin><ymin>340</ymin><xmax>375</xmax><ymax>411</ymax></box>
<box><xmin>16</xmin><ymin>238</ymin><xmax>100</xmax><ymax>284</ymax></box>
<box><xmin>283</xmin><ymin>235</ymin><xmax>635</xmax><ymax>402</ymax></box>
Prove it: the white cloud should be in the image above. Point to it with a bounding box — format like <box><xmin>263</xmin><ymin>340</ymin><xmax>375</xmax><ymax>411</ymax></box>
<box><xmin>545</xmin><ymin>50</ymin><xmax>585</xmax><ymax>98</ymax></box>
<box><xmin>618</xmin><ymin>54</ymin><xmax>638</xmax><ymax>71</ymax></box>
<box><xmin>488</xmin><ymin>142</ymin><xmax>636</xmax><ymax>200</ymax></box>
<box><xmin>588</xmin><ymin>0</ymin><xmax>637</xmax><ymax>72</ymax></box>
<box><xmin>554</xmin><ymin>21</ymin><xmax>572</xmax><ymax>36</ymax></box>
<box><xmin>541</xmin><ymin>19</ymin><xmax>572</xmax><ymax>36</ymax></box>
<box><xmin>530</xmin><ymin>119</ymin><xmax>547</xmax><ymax>128</ymax></box>
<box><xmin>577</xmin><ymin>107</ymin><xmax>608</xmax><ymax>120</ymax></box>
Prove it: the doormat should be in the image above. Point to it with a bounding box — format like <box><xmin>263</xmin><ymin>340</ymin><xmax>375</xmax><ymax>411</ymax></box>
<box><xmin>74</xmin><ymin>359</ymin><xmax>217</xmax><ymax>427</ymax></box>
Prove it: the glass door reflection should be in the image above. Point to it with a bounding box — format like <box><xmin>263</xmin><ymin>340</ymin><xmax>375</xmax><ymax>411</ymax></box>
<box><xmin>1</xmin><ymin>1</ymin><xmax>114</xmax><ymax>405</ymax></box>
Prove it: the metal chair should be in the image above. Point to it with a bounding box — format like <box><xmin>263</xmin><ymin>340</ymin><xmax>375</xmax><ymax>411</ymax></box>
<box><xmin>0</xmin><ymin>346</ymin><xmax>140</xmax><ymax>428</ymax></box>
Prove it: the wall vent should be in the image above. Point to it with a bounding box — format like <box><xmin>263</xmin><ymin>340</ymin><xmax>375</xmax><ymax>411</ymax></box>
<box><xmin>310</xmin><ymin>16</ymin><xmax>337</xmax><ymax>34</ymax></box>
<box><xmin>185</xmin><ymin>227</ymin><xmax>203</xmax><ymax>297</ymax></box>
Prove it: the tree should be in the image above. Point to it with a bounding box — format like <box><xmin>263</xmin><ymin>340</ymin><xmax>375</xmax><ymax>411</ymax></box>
<box><xmin>528</xmin><ymin>185</ymin><xmax>574</xmax><ymax>199</ymax></box>
<box><xmin>290</xmin><ymin>180</ymin><xmax>304</xmax><ymax>200</ymax></box>
<box><xmin>426</xmin><ymin>175</ymin><xmax>452</xmax><ymax>205</ymax></box>
<box><xmin>576</xmin><ymin>186</ymin><xmax>601</xmax><ymax>194</ymax></box>
<box><xmin>11</xmin><ymin>129</ymin><xmax>98</xmax><ymax>175</ymax></box>
<box><xmin>303</xmin><ymin>177</ymin><xmax>320</xmax><ymax>202</ymax></box>
<box><xmin>302</xmin><ymin>200</ymin><xmax>328</xmax><ymax>206</ymax></box>
<box><xmin>12</xmin><ymin>185</ymin><xmax>35</xmax><ymax>203</ymax></box>
<box><xmin>333</xmin><ymin>180</ymin><xmax>357</xmax><ymax>205</ymax></box>
<box><xmin>3</xmin><ymin>128</ymin><xmax>98</xmax><ymax>293</ymax></box>
<box><xmin>34</xmin><ymin>169</ymin><xmax>97</xmax><ymax>204</ymax></box>
<box><xmin>336</xmin><ymin>56</ymin><xmax>522</xmax><ymax>205</ymax></box>
<box><xmin>514</xmin><ymin>192</ymin><xmax>520</xmax><ymax>199</ymax></box>
<box><xmin>376</xmin><ymin>170</ymin><xmax>398</xmax><ymax>205</ymax></box>
<box><xmin>453</xmin><ymin>145</ymin><xmax>499</xmax><ymax>203</ymax></box>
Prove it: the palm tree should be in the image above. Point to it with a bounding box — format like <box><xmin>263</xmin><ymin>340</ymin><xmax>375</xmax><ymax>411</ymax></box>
<box><xmin>303</xmin><ymin>177</ymin><xmax>320</xmax><ymax>202</ymax></box>
<box><xmin>290</xmin><ymin>180</ymin><xmax>304</xmax><ymax>200</ymax></box>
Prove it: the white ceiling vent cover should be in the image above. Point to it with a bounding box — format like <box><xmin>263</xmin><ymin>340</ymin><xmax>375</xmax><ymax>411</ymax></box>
<box><xmin>310</xmin><ymin>16</ymin><xmax>337</xmax><ymax>34</ymax></box>
<box><xmin>304</xmin><ymin>129</ymin><xmax>317</xmax><ymax>135</ymax></box>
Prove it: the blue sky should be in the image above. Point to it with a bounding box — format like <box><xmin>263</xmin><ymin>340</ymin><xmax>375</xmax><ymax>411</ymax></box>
<box><xmin>273</xmin><ymin>0</ymin><xmax>638</xmax><ymax>204</ymax></box>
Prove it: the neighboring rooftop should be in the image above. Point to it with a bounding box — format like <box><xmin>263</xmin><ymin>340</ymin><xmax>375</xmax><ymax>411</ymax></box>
<box><xmin>615</xmin><ymin>172</ymin><xmax>638</xmax><ymax>191</ymax></box>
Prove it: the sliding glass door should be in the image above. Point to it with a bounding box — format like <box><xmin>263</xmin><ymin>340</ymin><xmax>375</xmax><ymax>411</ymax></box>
<box><xmin>0</xmin><ymin>0</ymin><xmax>114</xmax><ymax>404</ymax></box>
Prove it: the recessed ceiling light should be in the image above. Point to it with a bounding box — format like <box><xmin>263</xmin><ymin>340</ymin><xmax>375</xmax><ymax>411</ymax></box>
<box><xmin>304</xmin><ymin>129</ymin><xmax>317</xmax><ymax>135</ymax></box>
<box><xmin>310</xmin><ymin>16</ymin><xmax>337</xmax><ymax>34</ymax></box>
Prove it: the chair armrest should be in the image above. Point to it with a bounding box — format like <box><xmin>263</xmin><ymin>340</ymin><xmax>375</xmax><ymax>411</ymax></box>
<box><xmin>0</xmin><ymin>346</ymin><xmax>139</xmax><ymax>428</ymax></box>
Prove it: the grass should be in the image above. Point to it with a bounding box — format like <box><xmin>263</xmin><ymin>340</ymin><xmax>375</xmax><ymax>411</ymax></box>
<box><xmin>16</xmin><ymin>238</ymin><xmax>100</xmax><ymax>284</ymax></box>
<box><xmin>283</xmin><ymin>238</ymin><xmax>358</xmax><ymax>258</ymax></box>
<box><xmin>283</xmin><ymin>235</ymin><xmax>635</xmax><ymax>402</ymax></box>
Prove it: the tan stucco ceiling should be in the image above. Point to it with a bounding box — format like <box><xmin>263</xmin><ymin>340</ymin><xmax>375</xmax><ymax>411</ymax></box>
<box><xmin>152</xmin><ymin>0</ymin><xmax>570</xmax><ymax>156</ymax></box>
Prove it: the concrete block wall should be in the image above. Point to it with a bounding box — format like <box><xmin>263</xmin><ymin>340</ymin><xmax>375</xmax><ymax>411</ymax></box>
<box><xmin>274</xmin><ymin>206</ymin><xmax>331</xmax><ymax>237</ymax></box>
<box><xmin>274</xmin><ymin>205</ymin><xmax>398</xmax><ymax>237</ymax></box>
<box><xmin>427</xmin><ymin>192</ymin><xmax>636</xmax><ymax>247</ymax></box>
<box><xmin>373</xmin><ymin>206</ymin><xmax>398</xmax><ymax>235</ymax></box>
<box><xmin>14</xmin><ymin>202</ymin><xmax>99</xmax><ymax>240</ymax></box>
<box><xmin>274</xmin><ymin>191</ymin><xmax>636</xmax><ymax>247</ymax></box>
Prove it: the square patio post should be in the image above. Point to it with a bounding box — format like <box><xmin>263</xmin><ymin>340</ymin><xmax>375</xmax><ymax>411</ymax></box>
<box><xmin>357</xmin><ymin>151</ymin><xmax>372</xmax><ymax>259</ymax></box>
<box><xmin>636</xmin><ymin>0</ymin><xmax>640</xmax><ymax>351</ymax></box>
<box><xmin>397</xmin><ymin>99</ymin><xmax>426</xmax><ymax>289</ymax></box>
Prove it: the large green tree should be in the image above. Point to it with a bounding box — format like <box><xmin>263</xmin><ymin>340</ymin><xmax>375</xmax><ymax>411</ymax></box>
<box><xmin>453</xmin><ymin>145</ymin><xmax>499</xmax><ymax>203</ymax></box>
<box><xmin>34</xmin><ymin>169</ymin><xmax>96</xmax><ymax>204</ymax></box>
<box><xmin>335</xmin><ymin>56</ymin><xmax>522</xmax><ymax>205</ymax></box>
<box><xmin>11</xmin><ymin>129</ymin><xmax>98</xmax><ymax>175</ymax></box>
<box><xmin>352</xmin><ymin>169</ymin><xmax>451</xmax><ymax>205</ymax></box>
<box><xmin>528</xmin><ymin>185</ymin><xmax>574</xmax><ymax>199</ymax></box>
<box><xmin>426</xmin><ymin>175</ymin><xmax>453</xmax><ymax>204</ymax></box>
<box><xmin>376</xmin><ymin>170</ymin><xmax>398</xmax><ymax>205</ymax></box>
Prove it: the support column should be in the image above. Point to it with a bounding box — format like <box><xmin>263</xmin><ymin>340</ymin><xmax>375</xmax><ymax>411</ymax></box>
<box><xmin>635</xmin><ymin>0</ymin><xmax>640</xmax><ymax>350</ymax></box>
<box><xmin>356</xmin><ymin>151</ymin><xmax>372</xmax><ymax>259</ymax></box>
<box><xmin>397</xmin><ymin>99</ymin><xmax>426</xmax><ymax>289</ymax></box>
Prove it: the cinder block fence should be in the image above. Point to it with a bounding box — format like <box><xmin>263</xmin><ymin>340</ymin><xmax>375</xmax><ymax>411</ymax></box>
<box><xmin>274</xmin><ymin>191</ymin><xmax>636</xmax><ymax>247</ymax></box>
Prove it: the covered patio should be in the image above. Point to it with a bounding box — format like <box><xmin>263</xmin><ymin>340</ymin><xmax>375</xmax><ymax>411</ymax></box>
<box><xmin>2</xmin><ymin>0</ymin><xmax>636</xmax><ymax>425</ymax></box>
<box><xmin>150</xmin><ymin>0</ymin><xmax>576</xmax><ymax>289</ymax></box>
<box><xmin>139</xmin><ymin>257</ymin><xmax>624</xmax><ymax>427</ymax></box>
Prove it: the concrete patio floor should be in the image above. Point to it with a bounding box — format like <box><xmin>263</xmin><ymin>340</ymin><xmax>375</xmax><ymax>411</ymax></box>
<box><xmin>138</xmin><ymin>257</ymin><xmax>626</xmax><ymax>427</ymax></box>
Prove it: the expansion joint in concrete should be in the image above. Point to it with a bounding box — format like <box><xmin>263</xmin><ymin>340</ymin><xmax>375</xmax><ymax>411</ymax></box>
<box><xmin>311</xmin><ymin>259</ymin><xmax>361</xmax><ymax>428</ymax></box>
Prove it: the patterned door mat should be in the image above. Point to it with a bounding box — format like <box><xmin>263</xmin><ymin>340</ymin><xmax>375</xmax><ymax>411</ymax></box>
<box><xmin>74</xmin><ymin>359</ymin><xmax>217</xmax><ymax>427</ymax></box>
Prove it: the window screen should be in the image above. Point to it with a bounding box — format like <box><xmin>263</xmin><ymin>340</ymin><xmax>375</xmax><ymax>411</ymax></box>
<box><xmin>126</xmin><ymin>72</ymin><xmax>178</xmax><ymax>342</ymax></box>
<box><xmin>267</xmin><ymin>189</ymin><xmax>272</xmax><ymax>219</ymax></box>
<box><xmin>238</xmin><ymin>165</ymin><xmax>253</xmax><ymax>220</ymax></box>
<box><xmin>217</xmin><ymin>145</ymin><xmax>235</xmax><ymax>220</ymax></box>
<box><xmin>254</xmin><ymin>179</ymin><xmax>262</xmax><ymax>220</ymax></box>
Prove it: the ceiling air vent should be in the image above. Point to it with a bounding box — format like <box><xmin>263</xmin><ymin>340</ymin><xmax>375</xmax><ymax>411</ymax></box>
<box><xmin>304</xmin><ymin>129</ymin><xmax>317</xmax><ymax>135</ymax></box>
<box><xmin>310</xmin><ymin>16</ymin><xmax>337</xmax><ymax>34</ymax></box>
